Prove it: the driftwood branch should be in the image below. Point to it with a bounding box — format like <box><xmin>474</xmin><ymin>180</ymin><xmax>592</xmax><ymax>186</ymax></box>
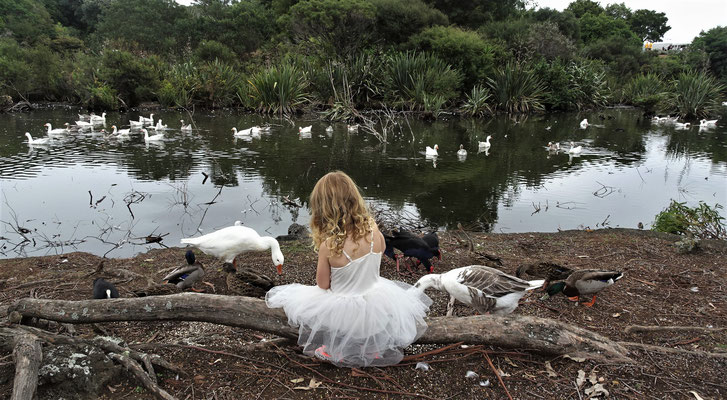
<box><xmin>9</xmin><ymin>333</ymin><xmax>42</xmax><ymax>400</ymax></box>
<box><xmin>619</xmin><ymin>341</ymin><xmax>727</xmax><ymax>359</ymax></box>
<box><xmin>8</xmin><ymin>294</ymin><xmax>632</xmax><ymax>363</ymax></box>
<box><xmin>625</xmin><ymin>325</ymin><xmax>727</xmax><ymax>334</ymax></box>
<box><xmin>109</xmin><ymin>353</ymin><xmax>178</xmax><ymax>400</ymax></box>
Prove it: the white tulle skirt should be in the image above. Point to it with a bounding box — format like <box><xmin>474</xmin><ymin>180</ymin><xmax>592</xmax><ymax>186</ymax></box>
<box><xmin>266</xmin><ymin>280</ymin><xmax>432</xmax><ymax>367</ymax></box>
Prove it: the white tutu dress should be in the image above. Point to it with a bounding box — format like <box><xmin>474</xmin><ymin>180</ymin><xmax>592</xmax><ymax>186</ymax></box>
<box><xmin>266</xmin><ymin>235</ymin><xmax>432</xmax><ymax>367</ymax></box>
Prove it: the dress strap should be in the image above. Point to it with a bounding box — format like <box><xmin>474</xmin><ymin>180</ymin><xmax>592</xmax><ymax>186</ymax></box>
<box><xmin>369</xmin><ymin>230</ymin><xmax>375</xmax><ymax>253</ymax></box>
<box><xmin>341</xmin><ymin>249</ymin><xmax>353</xmax><ymax>262</ymax></box>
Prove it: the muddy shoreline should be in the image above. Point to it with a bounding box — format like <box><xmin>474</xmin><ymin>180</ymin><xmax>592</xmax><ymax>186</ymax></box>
<box><xmin>1</xmin><ymin>228</ymin><xmax>726</xmax><ymax>399</ymax></box>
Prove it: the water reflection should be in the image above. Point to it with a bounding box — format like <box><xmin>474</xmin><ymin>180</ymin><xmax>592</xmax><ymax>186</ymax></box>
<box><xmin>0</xmin><ymin>108</ymin><xmax>725</xmax><ymax>259</ymax></box>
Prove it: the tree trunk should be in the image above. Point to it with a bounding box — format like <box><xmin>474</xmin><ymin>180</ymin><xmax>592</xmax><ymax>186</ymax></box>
<box><xmin>8</xmin><ymin>293</ymin><xmax>632</xmax><ymax>363</ymax></box>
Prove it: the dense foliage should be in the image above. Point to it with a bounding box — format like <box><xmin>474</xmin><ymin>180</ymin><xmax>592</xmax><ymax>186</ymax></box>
<box><xmin>0</xmin><ymin>0</ymin><xmax>724</xmax><ymax>118</ymax></box>
<box><xmin>653</xmin><ymin>200</ymin><xmax>726</xmax><ymax>240</ymax></box>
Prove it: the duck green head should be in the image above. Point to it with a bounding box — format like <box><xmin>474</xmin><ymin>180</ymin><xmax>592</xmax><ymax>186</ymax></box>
<box><xmin>545</xmin><ymin>281</ymin><xmax>566</xmax><ymax>297</ymax></box>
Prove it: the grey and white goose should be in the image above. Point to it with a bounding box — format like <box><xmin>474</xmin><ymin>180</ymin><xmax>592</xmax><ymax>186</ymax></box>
<box><xmin>414</xmin><ymin>265</ymin><xmax>544</xmax><ymax>316</ymax></box>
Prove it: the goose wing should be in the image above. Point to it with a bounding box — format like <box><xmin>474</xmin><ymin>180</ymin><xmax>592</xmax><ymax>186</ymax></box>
<box><xmin>457</xmin><ymin>266</ymin><xmax>533</xmax><ymax>298</ymax></box>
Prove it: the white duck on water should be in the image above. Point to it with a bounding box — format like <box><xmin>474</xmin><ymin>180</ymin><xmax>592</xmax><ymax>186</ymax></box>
<box><xmin>232</xmin><ymin>127</ymin><xmax>252</xmax><ymax>136</ymax></box>
<box><xmin>568</xmin><ymin>141</ymin><xmax>582</xmax><ymax>154</ymax></box>
<box><xmin>478</xmin><ymin>135</ymin><xmax>492</xmax><ymax>149</ymax></box>
<box><xmin>181</xmin><ymin>223</ymin><xmax>284</xmax><ymax>275</ymax></box>
<box><xmin>425</xmin><ymin>144</ymin><xmax>439</xmax><ymax>156</ymax></box>
<box><xmin>25</xmin><ymin>132</ymin><xmax>50</xmax><ymax>145</ymax></box>
<box><xmin>44</xmin><ymin>123</ymin><xmax>69</xmax><ymax>135</ymax></box>
<box><xmin>414</xmin><ymin>265</ymin><xmax>544</xmax><ymax>316</ymax></box>
<box><xmin>579</xmin><ymin>119</ymin><xmax>589</xmax><ymax>129</ymax></box>
<box><xmin>700</xmin><ymin>119</ymin><xmax>718</xmax><ymax>127</ymax></box>
<box><xmin>143</xmin><ymin>128</ymin><xmax>164</xmax><ymax>142</ymax></box>
<box><xmin>299</xmin><ymin>125</ymin><xmax>312</xmax><ymax>133</ymax></box>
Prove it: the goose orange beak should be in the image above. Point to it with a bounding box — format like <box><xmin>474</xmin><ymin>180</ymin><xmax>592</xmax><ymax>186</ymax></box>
<box><xmin>276</xmin><ymin>264</ymin><xmax>283</xmax><ymax>275</ymax></box>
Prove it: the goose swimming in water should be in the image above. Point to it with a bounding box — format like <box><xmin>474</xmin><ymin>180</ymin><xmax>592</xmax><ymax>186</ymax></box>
<box><xmin>478</xmin><ymin>135</ymin><xmax>492</xmax><ymax>149</ymax></box>
<box><xmin>425</xmin><ymin>144</ymin><xmax>439</xmax><ymax>156</ymax></box>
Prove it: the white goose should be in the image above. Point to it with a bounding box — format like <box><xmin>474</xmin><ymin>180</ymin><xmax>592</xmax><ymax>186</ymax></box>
<box><xmin>325</xmin><ymin>125</ymin><xmax>333</xmax><ymax>133</ymax></box>
<box><xmin>478</xmin><ymin>135</ymin><xmax>492</xmax><ymax>149</ymax></box>
<box><xmin>90</xmin><ymin>112</ymin><xmax>106</xmax><ymax>124</ymax></box>
<box><xmin>110</xmin><ymin>125</ymin><xmax>131</xmax><ymax>136</ymax></box>
<box><xmin>75</xmin><ymin>120</ymin><xmax>94</xmax><ymax>129</ymax></box>
<box><xmin>25</xmin><ymin>132</ymin><xmax>50</xmax><ymax>145</ymax></box>
<box><xmin>568</xmin><ymin>141</ymin><xmax>582</xmax><ymax>154</ymax></box>
<box><xmin>130</xmin><ymin>117</ymin><xmax>145</xmax><ymax>128</ymax></box>
<box><xmin>44</xmin><ymin>123</ymin><xmax>68</xmax><ymax>135</ymax></box>
<box><xmin>579</xmin><ymin>119</ymin><xmax>589</xmax><ymax>129</ymax></box>
<box><xmin>140</xmin><ymin>114</ymin><xmax>154</xmax><ymax>125</ymax></box>
<box><xmin>425</xmin><ymin>144</ymin><xmax>439</xmax><ymax>156</ymax></box>
<box><xmin>298</xmin><ymin>125</ymin><xmax>312</xmax><ymax>133</ymax></box>
<box><xmin>78</xmin><ymin>113</ymin><xmax>92</xmax><ymax>121</ymax></box>
<box><xmin>700</xmin><ymin>119</ymin><xmax>718</xmax><ymax>127</ymax></box>
<box><xmin>154</xmin><ymin>119</ymin><xmax>168</xmax><ymax>131</ymax></box>
<box><xmin>674</xmin><ymin>122</ymin><xmax>691</xmax><ymax>129</ymax></box>
<box><xmin>457</xmin><ymin>144</ymin><xmax>467</xmax><ymax>157</ymax></box>
<box><xmin>180</xmin><ymin>120</ymin><xmax>192</xmax><ymax>132</ymax></box>
<box><xmin>347</xmin><ymin>124</ymin><xmax>359</xmax><ymax>132</ymax></box>
<box><xmin>181</xmin><ymin>224</ymin><xmax>284</xmax><ymax>275</ymax></box>
<box><xmin>232</xmin><ymin>127</ymin><xmax>252</xmax><ymax>136</ymax></box>
<box><xmin>143</xmin><ymin>128</ymin><xmax>164</xmax><ymax>142</ymax></box>
<box><xmin>414</xmin><ymin>265</ymin><xmax>543</xmax><ymax>316</ymax></box>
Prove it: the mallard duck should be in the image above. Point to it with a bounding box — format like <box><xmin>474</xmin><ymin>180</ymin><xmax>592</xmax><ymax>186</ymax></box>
<box><xmin>515</xmin><ymin>262</ymin><xmax>573</xmax><ymax>289</ymax></box>
<box><xmin>162</xmin><ymin>250</ymin><xmax>205</xmax><ymax>290</ymax></box>
<box><xmin>425</xmin><ymin>144</ymin><xmax>439</xmax><ymax>156</ymax></box>
<box><xmin>223</xmin><ymin>264</ymin><xmax>274</xmax><ymax>297</ymax></box>
<box><xmin>181</xmin><ymin>224</ymin><xmax>284</xmax><ymax>275</ymax></box>
<box><xmin>414</xmin><ymin>265</ymin><xmax>544</xmax><ymax>316</ymax></box>
<box><xmin>92</xmin><ymin>278</ymin><xmax>119</xmax><ymax>299</ymax></box>
<box><xmin>545</xmin><ymin>269</ymin><xmax>623</xmax><ymax>307</ymax></box>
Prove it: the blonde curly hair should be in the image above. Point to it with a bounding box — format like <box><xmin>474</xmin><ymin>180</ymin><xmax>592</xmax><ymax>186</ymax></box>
<box><xmin>309</xmin><ymin>171</ymin><xmax>374</xmax><ymax>257</ymax></box>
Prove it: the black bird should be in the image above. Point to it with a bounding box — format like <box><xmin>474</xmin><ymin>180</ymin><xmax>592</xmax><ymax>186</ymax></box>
<box><xmin>394</xmin><ymin>229</ymin><xmax>441</xmax><ymax>260</ymax></box>
<box><xmin>384</xmin><ymin>231</ymin><xmax>437</xmax><ymax>274</ymax></box>
<box><xmin>92</xmin><ymin>278</ymin><xmax>119</xmax><ymax>299</ymax></box>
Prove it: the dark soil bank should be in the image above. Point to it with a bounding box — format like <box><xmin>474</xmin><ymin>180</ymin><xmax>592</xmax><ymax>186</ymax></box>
<box><xmin>1</xmin><ymin>229</ymin><xmax>726</xmax><ymax>399</ymax></box>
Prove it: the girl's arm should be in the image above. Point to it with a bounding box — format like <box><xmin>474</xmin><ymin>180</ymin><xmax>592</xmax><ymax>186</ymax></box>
<box><xmin>316</xmin><ymin>243</ymin><xmax>331</xmax><ymax>290</ymax></box>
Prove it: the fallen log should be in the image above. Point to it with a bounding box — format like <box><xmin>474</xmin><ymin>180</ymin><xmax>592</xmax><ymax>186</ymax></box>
<box><xmin>10</xmin><ymin>334</ymin><xmax>42</xmax><ymax>400</ymax></box>
<box><xmin>8</xmin><ymin>293</ymin><xmax>632</xmax><ymax>363</ymax></box>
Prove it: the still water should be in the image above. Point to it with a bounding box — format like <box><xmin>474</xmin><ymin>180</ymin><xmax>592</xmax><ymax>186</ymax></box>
<box><xmin>1</xmin><ymin>108</ymin><xmax>725</xmax><ymax>258</ymax></box>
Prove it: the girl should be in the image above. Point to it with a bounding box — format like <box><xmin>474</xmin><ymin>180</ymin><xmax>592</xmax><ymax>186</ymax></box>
<box><xmin>266</xmin><ymin>171</ymin><xmax>432</xmax><ymax>367</ymax></box>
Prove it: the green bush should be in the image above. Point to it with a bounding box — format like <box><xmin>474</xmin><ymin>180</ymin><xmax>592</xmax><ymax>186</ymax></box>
<box><xmin>87</xmin><ymin>83</ymin><xmax>119</xmax><ymax>110</ymax></box>
<box><xmin>286</xmin><ymin>0</ymin><xmax>377</xmax><ymax>57</ymax></box>
<box><xmin>567</xmin><ymin>60</ymin><xmax>610</xmax><ymax>110</ymax></box>
<box><xmin>653</xmin><ymin>200</ymin><xmax>726</xmax><ymax>240</ymax></box>
<box><xmin>99</xmin><ymin>50</ymin><xmax>160</xmax><ymax>106</ymax></box>
<box><xmin>384</xmin><ymin>51</ymin><xmax>462</xmax><ymax>110</ymax></box>
<box><xmin>409</xmin><ymin>26</ymin><xmax>496</xmax><ymax>88</ymax></box>
<box><xmin>158</xmin><ymin>62</ymin><xmax>201</xmax><ymax>108</ymax></box>
<box><xmin>623</xmin><ymin>73</ymin><xmax>666</xmax><ymax>113</ymax></box>
<box><xmin>487</xmin><ymin>62</ymin><xmax>546</xmax><ymax>114</ymax></box>
<box><xmin>461</xmin><ymin>85</ymin><xmax>492</xmax><ymax>117</ymax></box>
<box><xmin>669</xmin><ymin>70</ymin><xmax>725</xmax><ymax>119</ymax></box>
<box><xmin>370</xmin><ymin>0</ymin><xmax>447</xmax><ymax>44</ymax></box>
<box><xmin>526</xmin><ymin>21</ymin><xmax>576</xmax><ymax>60</ymax></box>
<box><xmin>248</xmin><ymin>62</ymin><xmax>309</xmax><ymax>114</ymax></box>
<box><xmin>193</xmin><ymin>40</ymin><xmax>237</xmax><ymax>65</ymax></box>
<box><xmin>198</xmin><ymin>59</ymin><xmax>242</xmax><ymax>108</ymax></box>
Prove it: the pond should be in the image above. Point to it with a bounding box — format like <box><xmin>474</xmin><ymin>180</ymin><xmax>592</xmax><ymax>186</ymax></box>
<box><xmin>1</xmin><ymin>108</ymin><xmax>725</xmax><ymax>259</ymax></box>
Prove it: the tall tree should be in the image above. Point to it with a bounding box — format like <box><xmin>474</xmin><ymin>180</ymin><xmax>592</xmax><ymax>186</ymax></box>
<box><xmin>691</xmin><ymin>26</ymin><xmax>727</xmax><ymax>81</ymax></box>
<box><xmin>628</xmin><ymin>9</ymin><xmax>669</xmax><ymax>42</ymax></box>
<box><xmin>565</xmin><ymin>0</ymin><xmax>602</xmax><ymax>19</ymax></box>
<box><xmin>425</xmin><ymin>0</ymin><xmax>523</xmax><ymax>28</ymax></box>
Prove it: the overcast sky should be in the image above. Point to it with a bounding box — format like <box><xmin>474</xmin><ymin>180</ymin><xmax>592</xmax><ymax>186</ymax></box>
<box><xmin>175</xmin><ymin>0</ymin><xmax>724</xmax><ymax>43</ymax></box>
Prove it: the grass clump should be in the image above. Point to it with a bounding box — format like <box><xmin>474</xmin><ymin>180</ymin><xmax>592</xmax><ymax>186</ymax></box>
<box><xmin>669</xmin><ymin>70</ymin><xmax>724</xmax><ymax>119</ymax></box>
<box><xmin>653</xmin><ymin>200</ymin><xmax>726</xmax><ymax>240</ymax></box>
<box><xmin>248</xmin><ymin>62</ymin><xmax>309</xmax><ymax>115</ymax></box>
<box><xmin>487</xmin><ymin>62</ymin><xmax>546</xmax><ymax>114</ymax></box>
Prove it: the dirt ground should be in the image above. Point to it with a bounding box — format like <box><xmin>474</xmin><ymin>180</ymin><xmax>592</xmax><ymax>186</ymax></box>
<box><xmin>1</xmin><ymin>228</ymin><xmax>726</xmax><ymax>400</ymax></box>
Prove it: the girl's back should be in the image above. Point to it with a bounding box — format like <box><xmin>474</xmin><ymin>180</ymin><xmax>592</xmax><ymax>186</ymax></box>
<box><xmin>328</xmin><ymin>229</ymin><xmax>384</xmax><ymax>295</ymax></box>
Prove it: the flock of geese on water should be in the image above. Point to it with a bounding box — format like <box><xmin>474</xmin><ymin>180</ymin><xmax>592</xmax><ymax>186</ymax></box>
<box><xmin>23</xmin><ymin>112</ymin><xmax>198</xmax><ymax>146</ymax></box>
<box><xmin>651</xmin><ymin>115</ymin><xmax>719</xmax><ymax>130</ymax></box>
<box><xmin>92</xmin><ymin>219</ymin><xmax>624</xmax><ymax>319</ymax></box>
